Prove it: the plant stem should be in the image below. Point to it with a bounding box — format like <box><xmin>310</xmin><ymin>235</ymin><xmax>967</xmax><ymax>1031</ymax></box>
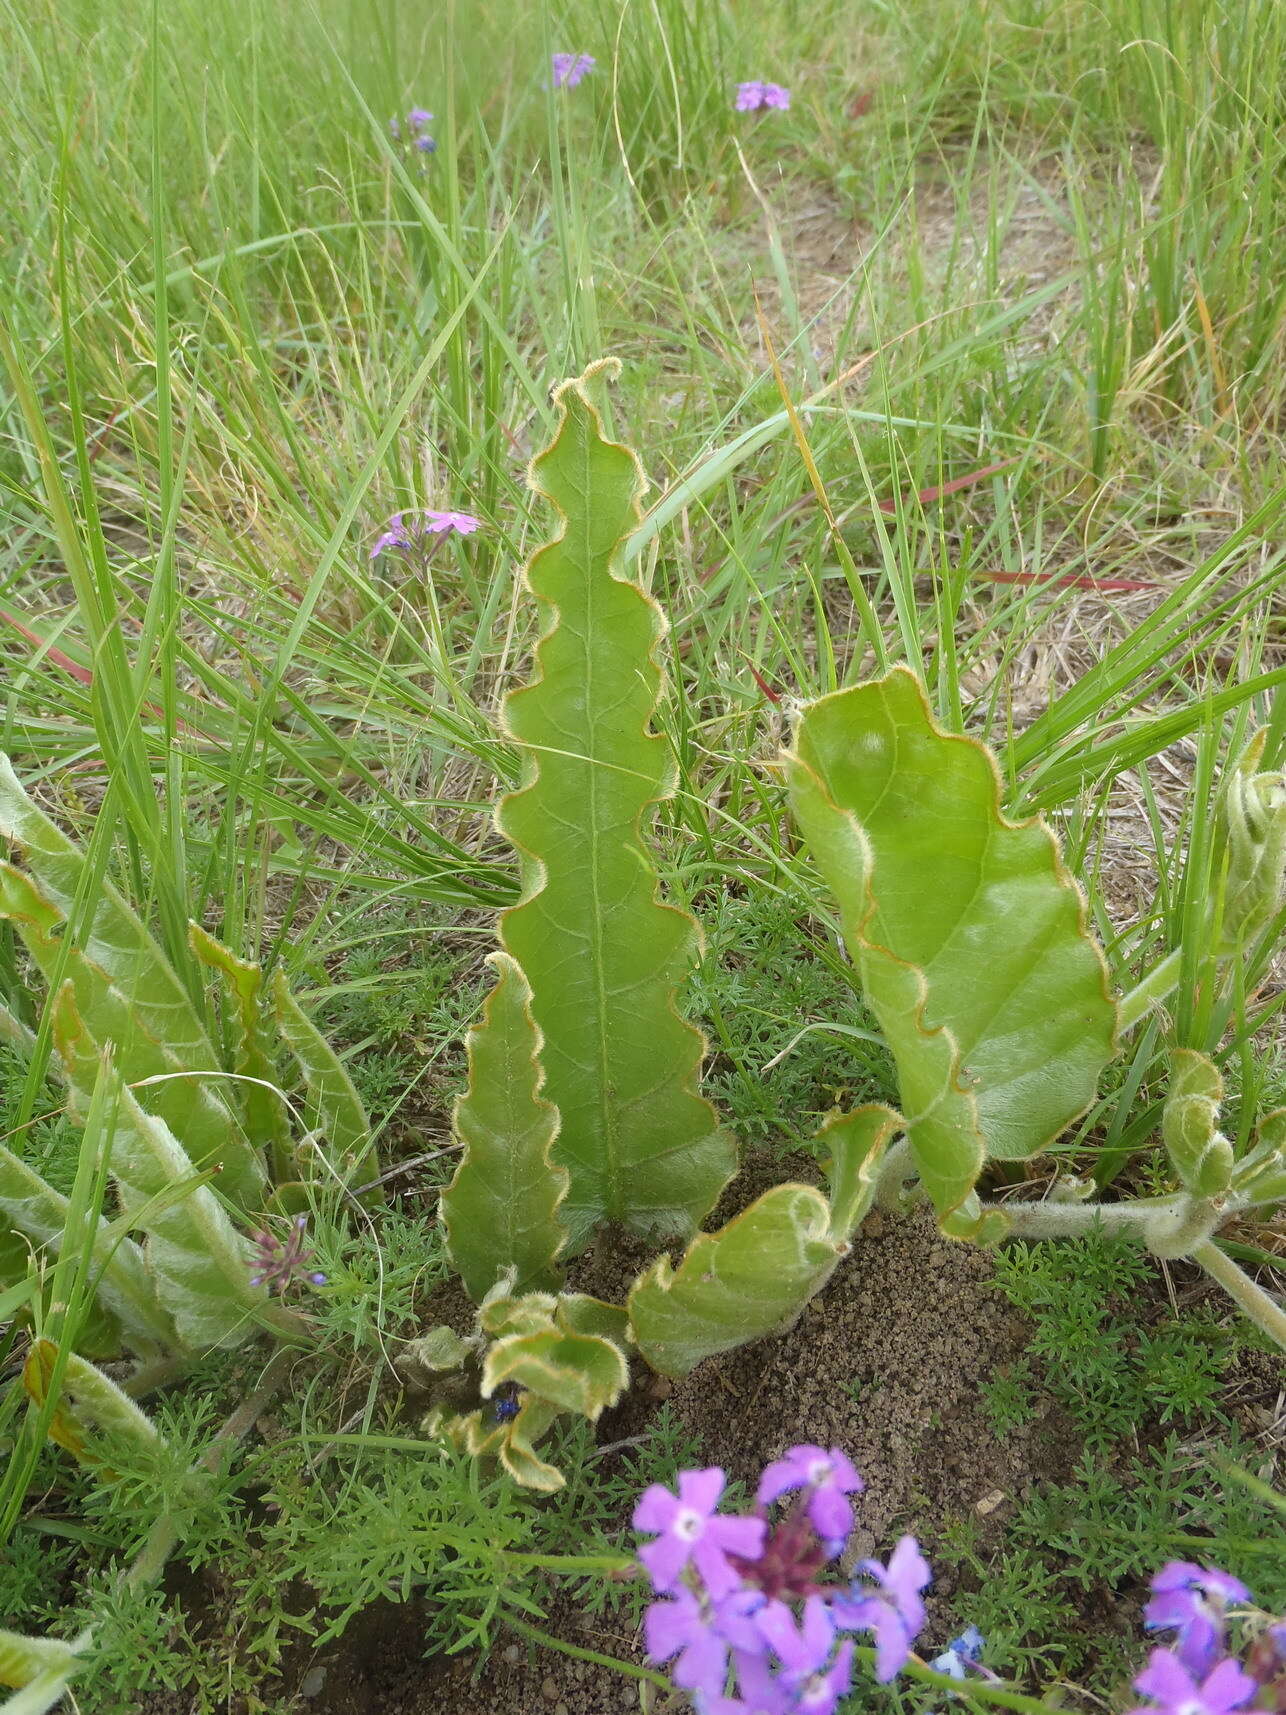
<box><xmin>121</xmin><ymin>1344</ymin><xmax>297</xmax><ymax>1592</ymax></box>
<box><xmin>1191</xmin><ymin>1240</ymin><xmax>1286</xmax><ymax>1352</ymax></box>
<box><xmin>979</xmin><ymin>1193</ymin><xmax>1184</xmax><ymax>1238</ymax></box>
<box><xmin>503</xmin><ymin>1550</ymin><xmax>637</xmax><ymax>1576</ymax></box>
<box><xmin>1118</xmin><ymin>949</ymin><xmax>1182</xmax><ymax>1030</ymax></box>
<box><xmin>503</xmin><ymin>1613</ymin><xmax>671</xmax><ymax>1691</ymax></box>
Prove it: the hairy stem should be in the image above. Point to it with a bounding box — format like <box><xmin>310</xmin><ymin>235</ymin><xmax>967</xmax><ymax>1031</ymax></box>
<box><xmin>874</xmin><ymin>1136</ymin><xmax>918</xmax><ymax>1211</ymax></box>
<box><xmin>122</xmin><ymin>1344</ymin><xmax>297</xmax><ymax>1592</ymax></box>
<box><xmin>1117</xmin><ymin>949</ymin><xmax>1183</xmax><ymax>1030</ymax></box>
<box><xmin>1191</xmin><ymin>1240</ymin><xmax>1286</xmax><ymax>1353</ymax></box>
<box><xmin>981</xmin><ymin>1193</ymin><xmax>1186</xmax><ymax>1239</ymax></box>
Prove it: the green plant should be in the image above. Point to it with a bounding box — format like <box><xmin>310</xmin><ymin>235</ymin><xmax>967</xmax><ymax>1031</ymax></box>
<box><xmin>409</xmin><ymin>359</ymin><xmax>1286</xmax><ymax>1497</ymax></box>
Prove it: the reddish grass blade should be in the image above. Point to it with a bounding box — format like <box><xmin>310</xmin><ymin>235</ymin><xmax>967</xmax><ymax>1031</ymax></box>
<box><xmin>878</xmin><ymin>458</ymin><xmax>1020</xmax><ymax>513</ymax></box>
<box><xmin>0</xmin><ymin>607</ymin><xmax>94</xmax><ymax>684</ymax></box>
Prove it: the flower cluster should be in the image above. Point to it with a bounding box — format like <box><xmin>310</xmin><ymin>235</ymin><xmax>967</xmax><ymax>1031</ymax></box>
<box><xmin>551</xmin><ymin>52</ymin><xmax>595</xmax><ymax>89</ymax></box>
<box><xmin>388</xmin><ymin>106</ymin><xmax>437</xmax><ymax>156</ymax></box>
<box><xmin>1132</xmin><ymin>1562</ymin><xmax>1285</xmax><ymax>1715</ymax></box>
<box><xmin>370</xmin><ymin>508</ymin><xmax>481</xmax><ymax>560</ymax></box>
<box><xmin>247</xmin><ymin>1214</ymin><xmax>326</xmax><ymax>1296</ymax></box>
<box><xmin>734</xmin><ymin>81</ymin><xmax>791</xmax><ymax>113</ymax></box>
<box><xmin>634</xmin><ymin>1446</ymin><xmax>930</xmax><ymax>1714</ymax></box>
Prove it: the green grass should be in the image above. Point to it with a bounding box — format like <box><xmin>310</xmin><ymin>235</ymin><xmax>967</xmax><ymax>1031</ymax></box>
<box><xmin>1</xmin><ymin>0</ymin><xmax>1284</xmax><ymax>1706</ymax></box>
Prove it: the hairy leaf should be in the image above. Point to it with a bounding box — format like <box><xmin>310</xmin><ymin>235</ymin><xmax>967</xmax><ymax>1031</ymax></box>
<box><xmin>1233</xmin><ymin>1107</ymin><xmax>1286</xmax><ymax>1204</ymax></box>
<box><xmin>819</xmin><ymin>1105</ymin><xmax>904</xmax><ymax>1240</ymax></box>
<box><xmin>1163</xmin><ymin>1050</ymin><xmax>1234</xmax><ymax>1197</ymax></box>
<box><xmin>496</xmin><ymin>360</ymin><xmax>734</xmax><ymax>1250</ymax></box>
<box><xmin>0</xmin><ymin>1144</ymin><xmax>172</xmax><ymax>1353</ymax></box>
<box><xmin>0</xmin><ymin>1628</ymin><xmax>87</xmax><ymax>1697</ymax></box>
<box><xmin>189</xmin><ymin>926</ymin><xmax>291</xmax><ymax>1173</ymax></box>
<box><xmin>628</xmin><ymin>1184</ymin><xmax>843</xmax><ymax>1379</ymax></box>
<box><xmin>787</xmin><ymin>668</ymin><xmax>1117</xmax><ymax>1232</ymax></box>
<box><xmin>54</xmin><ymin>988</ymin><xmax>263</xmax><ymax>1351</ymax></box>
<box><xmin>23</xmin><ymin>1337</ymin><xmax>159</xmax><ymax>1469</ymax></box>
<box><xmin>481</xmin><ymin>1325</ymin><xmax>629</xmax><ymax>1420</ymax></box>
<box><xmin>270</xmin><ymin>968</ymin><xmax>379</xmax><ymax>1200</ymax></box>
<box><xmin>430</xmin><ymin>1395</ymin><xmax>565</xmax><ymax>1493</ymax></box>
<box><xmin>441</xmin><ymin>951</ymin><xmax>567</xmax><ymax>1301</ymax></box>
<box><xmin>0</xmin><ymin>769</ymin><xmax>264</xmax><ymax>1209</ymax></box>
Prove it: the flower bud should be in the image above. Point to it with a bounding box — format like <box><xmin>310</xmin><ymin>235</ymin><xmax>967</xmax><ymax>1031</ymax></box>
<box><xmin>1217</xmin><ymin>729</ymin><xmax>1286</xmax><ymax>953</ymax></box>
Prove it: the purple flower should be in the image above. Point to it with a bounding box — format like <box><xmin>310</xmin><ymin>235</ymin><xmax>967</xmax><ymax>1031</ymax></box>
<box><xmin>1145</xmin><ymin>1563</ymin><xmax>1252</xmax><ymax>1676</ymax></box>
<box><xmin>1129</xmin><ymin>1649</ymin><xmax>1259</xmax><ymax>1715</ymax></box>
<box><xmin>831</xmin><ymin>1535</ymin><xmax>931</xmax><ymax>1682</ymax></box>
<box><xmin>414</xmin><ymin>134</ymin><xmax>437</xmax><ymax>153</ymax></box>
<box><xmin>248</xmin><ymin>1215</ymin><xmax>327</xmax><ymax>1295</ymax></box>
<box><xmin>406</xmin><ymin>107</ymin><xmax>434</xmax><ymax>129</ymax></box>
<box><xmin>551</xmin><ymin>52</ymin><xmax>595</xmax><ymax>89</ymax></box>
<box><xmin>370</xmin><ymin>508</ymin><xmax>479</xmax><ymax>558</ymax></box>
<box><xmin>388</xmin><ymin>117</ymin><xmax>401</xmax><ymax>138</ymax></box>
<box><xmin>421</xmin><ymin>508</ymin><xmax>480</xmax><ymax>534</ymax></box>
<box><xmin>734</xmin><ymin>81</ymin><xmax>791</xmax><ymax>113</ymax></box>
<box><xmin>634</xmin><ymin>1468</ymin><xmax>766</xmax><ymax>1599</ymax></box>
<box><xmin>645</xmin><ymin>1585</ymin><xmax>730</xmax><ymax>1696</ymax></box>
<box><xmin>757</xmin><ymin>1445</ymin><xmax>864</xmax><ymax>1556</ymax></box>
<box><xmin>755</xmin><ymin>1593</ymin><xmax>835</xmax><ymax>1675</ymax></box>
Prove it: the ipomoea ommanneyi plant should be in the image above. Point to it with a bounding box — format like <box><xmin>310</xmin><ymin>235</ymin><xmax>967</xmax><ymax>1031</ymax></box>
<box><xmin>403</xmin><ymin>361</ymin><xmax>1286</xmax><ymax>1490</ymax></box>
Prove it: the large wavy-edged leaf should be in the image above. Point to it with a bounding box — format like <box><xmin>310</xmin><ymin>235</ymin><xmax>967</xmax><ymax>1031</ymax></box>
<box><xmin>0</xmin><ymin>1627</ymin><xmax>89</xmax><ymax>1701</ymax></box>
<box><xmin>270</xmin><ymin>968</ymin><xmax>379</xmax><ymax>1200</ymax></box>
<box><xmin>0</xmin><ymin>1145</ymin><xmax>173</xmax><ymax>1353</ymax></box>
<box><xmin>188</xmin><ymin>926</ymin><xmax>291</xmax><ymax>1174</ymax></box>
<box><xmin>54</xmin><ymin>988</ymin><xmax>263</xmax><ymax>1351</ymax></box>
<box><xmin>441</xmin><ymin>952</ymin><xmax>568</xmax><ymax>1301</ymax></box>
<box><xmin>786</xmin><ymin>668</ymin><xmax>1117</xmax><ymax>1234</ymax></box>
<box><xmin>497</xmin><ymin>360</ymin><xmax>735</xmax><ymax>1250</ymax></box>
<box><xmin>628</xmin><ymin>1184</ymin><xmax>845</xmax><ymax>1379</ymax></box>
<box><xmin>22</xmin><ymin>1337</ymin><xmax>160</xmax><ymax>1469</ymax></box>
<box><xmin>0</xmin><ymin>775</ymin><xmax>264</xmax><ymax>1210</ymax></box>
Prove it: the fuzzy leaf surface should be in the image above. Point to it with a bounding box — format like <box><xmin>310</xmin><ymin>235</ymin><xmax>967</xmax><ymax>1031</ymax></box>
<box><xmin>819</xmin><ymin>1105</ymin><xmax>904</xmax><ymax>1240</ymax></box>
<box><xmin>441</xmin><ymin>951</ymin><xmax>567</xmax><ymax>1301</ymax></box>
<box><xmin>189</xmin><ymin>926</ymin><xmax>291</xmax><ymax>1168</ymax></box>
<box><xmin>786</xmin><ymin>668</ymin><xmax>1117</xmax><ymax>1230</ymax></box>
<box><xmin>1163</xmin><ymin>1049</ymin><xmax>1234</xmax><ymax>1196</ymax></box>
<box><xmin>496</xmin><ymin>361</ymin><xmax>734</xmax><ymax>1249</ymax></box>
<box><xmin>481</xmin><ymin>1325</ymin><xmax>629</xmax><ymax>1420</ymax></box>
<box><xmin>54</xmin><ymin>989</ymin><xmax>263</xmax><ymax>1351</ymax></box>
<box><xmin>23</xmin><ymin>1338</ymin><xmax>160</xmax><ymax>1468</ymax></box>
<box><xmin>270</xmin><ymin>968</ymin><xmax>379</xmax><ymax>1199</ymax></box>
<box><xmin>0</xmin><ymin>1628</ymin><xmax>87</xmax><ymax>1696</ymax></box>
<box><xmin>0</xmin><ymin>1144</ymin><xmax>172</xmax><ymax>1352</ymax></box>
<box><xmin>628</xmin><ymin>1184</ymin><xmax>843</xmax><ymax>1378</ymax></box>
<box><xmin>0</xmin><ymin>769</ymin><xmax>263</xmax><ymax>1210</ymax></box>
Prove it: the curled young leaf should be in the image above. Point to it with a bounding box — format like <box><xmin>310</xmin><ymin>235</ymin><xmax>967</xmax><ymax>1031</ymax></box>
<box><xmin>1218</xmin><ymin>729</ymin><xmax>1286</xmax><ymax>953</ymax></box>
<box><xmin>628</xmin><ymin>1184</ymin><xmax>843</xmax><ymax>1379</ymax></box>
<box><xmin>1163</xmin><ymin>1049</ymin><xmax>1234</xmax><ymax>1198</ymax></box>
<box><xmin>23</xmin><ymin>1338</ymin><xmax>160</xmax><ymax>1470</ymax></box>
<box><xmin>786</xmin><ymin>668</ymin><xmax>1117</xmax><ymax>1233</ymax></box>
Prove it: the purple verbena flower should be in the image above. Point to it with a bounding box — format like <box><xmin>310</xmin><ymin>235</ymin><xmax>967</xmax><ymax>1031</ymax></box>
<box><xmin>734</xmin><ymin>81</ymin><xmax>791</xmax><ymax>113</ymax></box>
<box><xmin>248</xmin><ymin>1214</ymin><xmax>327</xmax><ymax>1295</ymax></box>
<box><xmin>414</xmin><ymin>134</ymin><xmax>437</xmax><ymax>153</ymax></box>
<box><xmin>1145</xmin><ymin>1563</ymin><xmax>1252</xmax><ymax>1676</ymax></box>
<box><xmin>645</xmin><ymin>1584</ymin><xmax>733</xmax><ymax>1696</ymax></box>
<box><xmin>634</xmin><ymin>1468</ymin><xmax>766</xmax><ymax>1600</ymax></box>
<box><xmin>757</xmin><ymin>1445</ymin><xmax>864</xmax><ymax>1557</ymax></box>
<box><xmin>551</xmin><ymin>52</ymin><xmax>595</xmax><ymax>89</ymax></box>
<box><xmin>831</xmin><ymin>1535</ymin><xmax>931</xmax><ymax>1682</ymax></box>
<box><xmin>1129</xmin><ymin>1648</ymin><xmax>1259</xmax><ymax>1715</ymax></box>
<box><xmin>421</xmin><ymin>507</ymin><xmax>480</xmax><ymax>534</ymax></box>
<box><xmin>406</xmin><ymin>106</ymin><xmax>434</xmax><ymax>129</ymax></box>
